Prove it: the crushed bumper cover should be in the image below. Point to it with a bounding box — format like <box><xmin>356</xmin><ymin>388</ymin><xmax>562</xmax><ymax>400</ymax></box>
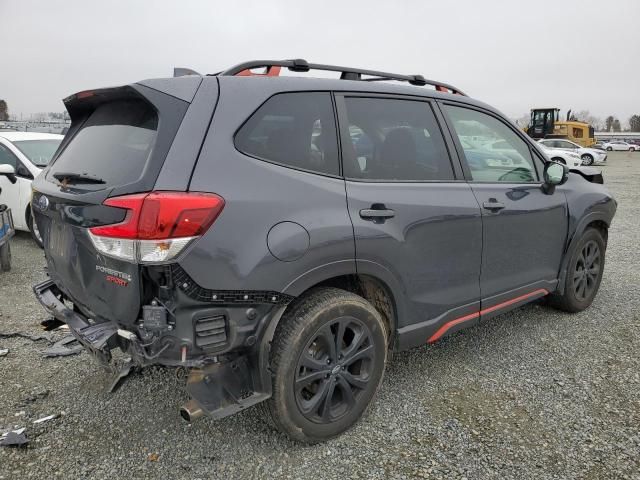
<box><xmin>33</xmin><ymin>278</ymin><xmax>279</xmax><ymax>419</ymax></box>
<box><xmin>33</xmin><ymin>279</ymin><xmax>117</xmax><ymax>365</ymax></box>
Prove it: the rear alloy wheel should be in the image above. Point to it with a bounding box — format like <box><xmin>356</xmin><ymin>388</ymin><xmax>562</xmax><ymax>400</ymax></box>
<box><xmin>607</xmin><ymin>147</ymin><xmax>613</xmax><ymax>151</ymax></box>
<box><xmin>548</xmin><ymin>228</ymin><xmax>605</xmax><ymax>312</ymax></box>
<box><xmin>630</xmin><ymin>147</ymin><xmax>635</xmax><ymax>152</ymax></box>
<box><xmin>263</xmin><ymin>287</ymin><xmax>387</xmax><ymax>443</ymax></box>
<box><xmin>581</xmin><ymin>154</ymin><xmax>594</xmax><ymax>166</ymax></box>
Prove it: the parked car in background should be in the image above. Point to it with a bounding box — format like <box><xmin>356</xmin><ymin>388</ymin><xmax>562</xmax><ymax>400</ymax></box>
<box><xmin>0</xmin><ymin>166</ymin><xmax>17</xmax><ymax>271</ymax></box>
<box><xmin>602</xmin><ymin>140</ymin><xmax>639</xmax><ymax>152</ymax></box>
<box><xmin>537</xmin><ymin>142</ymin><xmax>583</xmax><ymax>167</ymax></box>
<box><xmin>538</xmin><ymin>139</ymin><xmax>607</xmax><ymax>166</ymax></box>
<box><xmin>0</xmin><ymin>132</ymin><xmax>63</xmax><ymax>247</ymax></box>
<box><xmin>32</xmin><ymin>59</ymin><xmax>616</xmax><ymax>443</ymax></box>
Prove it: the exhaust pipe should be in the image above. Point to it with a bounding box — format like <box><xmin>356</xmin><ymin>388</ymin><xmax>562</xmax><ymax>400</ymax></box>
<box><xmin>180</xmin><ymin>399</ymin><xmax>204</xmax><ymax>422</ymax></box>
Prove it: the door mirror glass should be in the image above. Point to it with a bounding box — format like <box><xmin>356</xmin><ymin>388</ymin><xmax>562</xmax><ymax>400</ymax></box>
<box><xmin>544</xmin><ymin>162</ymin><xmax>568</xmax><ymax>186</ymax></box>
<box><xmin>0</xmin><ymin>163</ymin><xmax>17</xmax><ymax>184</ymax></box>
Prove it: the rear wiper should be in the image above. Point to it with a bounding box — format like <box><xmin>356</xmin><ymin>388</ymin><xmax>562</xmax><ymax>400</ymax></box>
<box><xmin>53</xmin><ymin>172</ymin><xmax>106</xmax><ymax>185</ymax></box>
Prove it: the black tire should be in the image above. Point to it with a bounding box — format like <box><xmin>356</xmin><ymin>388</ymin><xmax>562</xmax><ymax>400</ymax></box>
<box><xmin>263</xmin><ymin>287</ymin><xmax>388</xmax><ymax>443</ymax></box>
<box><xmin>0</xmin><ymin>242</ymin><xmax>11</xmax><ymax>271</ymax></box>
<box><xmin>581</xmin><ymin>154</ymin><xmax>594</xmax><ymax>166</ymax></box>
<box><xmin>551</xmin><ymin>157</ymin><xmax>566</xmax><ymax>165</ymax></box>
<box><xmin>630</xmin><ymin>147</ymin><xmax>635</xmax><ymax>152</ymax></box>
<box><xmin>27</xmin><ymin>211</ymin><xmax>43</xmax><ymax>249</ymax></box>
<box><xmin>606</xmin><ymin>147</ymin><xmax>613</xmax><ymax>151</ymax></box>
<box><xmin>548</xmin><ymin>228</ymin><xmax>606</xmax><ymax>313</ymax></box>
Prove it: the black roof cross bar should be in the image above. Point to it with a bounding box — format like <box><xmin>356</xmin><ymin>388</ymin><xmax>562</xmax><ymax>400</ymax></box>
<box><xmin>218</xmin><ymin>59</ymin><xmax>466</xmax><ymax>95</ymax></box>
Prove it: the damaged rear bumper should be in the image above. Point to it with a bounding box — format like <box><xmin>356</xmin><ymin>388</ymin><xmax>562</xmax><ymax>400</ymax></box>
<box><xmin>33</xmin><ymin>279</ymin><xmax>116</xmax><ymax>365</ymax></box>
<box><xmin>33</xmin><ymin>278</ymin><xmax>280</xmax><ymax>420</ymax></box>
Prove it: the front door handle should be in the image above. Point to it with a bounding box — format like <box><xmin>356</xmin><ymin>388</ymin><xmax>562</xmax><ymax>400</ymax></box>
<box><xmin>482</xmin><ymin>201</ymin><xmax>505</xmax><ymax>211</ymax></box>
<box><xmin>360</xmin><ymin>206</ymin><xmax>395</xmax><ymax>221</ymax></box>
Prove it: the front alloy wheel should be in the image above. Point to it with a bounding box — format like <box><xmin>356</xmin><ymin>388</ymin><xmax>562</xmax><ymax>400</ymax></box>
<box><xmin>547</xmin><ymin>227</ymin><xmax>606</xmax><ymax>313</ymax></box>
<box><xmin>573</xmin><ymin>240</ymin><xmax>601</xmax><ymax>301</ymax></box>
<box><xmin>581</xmin><ymin>154</ymin><xmax>594</xmax><ymax>166</ymax></box>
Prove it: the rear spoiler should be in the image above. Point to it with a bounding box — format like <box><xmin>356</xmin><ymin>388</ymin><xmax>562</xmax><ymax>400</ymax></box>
<box><xmin>174</xmin><ymin>67</ymin><xmax>201</xmax><ymax>77</ymax></box>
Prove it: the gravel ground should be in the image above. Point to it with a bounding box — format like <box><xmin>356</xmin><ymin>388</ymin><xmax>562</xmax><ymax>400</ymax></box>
<box><xmin>1</xmin><ymin>151</ymin><xmax>639</xmax><ymax>479</ymax></box>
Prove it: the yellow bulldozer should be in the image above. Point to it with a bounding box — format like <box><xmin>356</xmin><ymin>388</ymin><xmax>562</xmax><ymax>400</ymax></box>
<box><xmin>525</xmin><ymin>108</ymin><xmax>596</xmax><ymax>147</ymax></box>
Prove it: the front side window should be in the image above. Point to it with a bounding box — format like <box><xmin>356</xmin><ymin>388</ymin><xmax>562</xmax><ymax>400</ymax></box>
<box><xmin>445</xmin><ymin>105</ymin><xmax>539</xmax><ymax>183</ymax></box>
<box><xmin>235</xmin><ymin>92</ymin><xmax>339</xmax><ymax>176</ymax></box>
<box><xmin>0</xmin><ymin>144</ymin><xmax>17</xmax><ymax>168</ymax></box>
<box><xmin>558</xmin><ymin>140</ymin><xmax>576</xmax><ymax>149</ymax></box>
<box><xmin>341</xmin><ymin>97</ymin><xmax>453</xmax><ymax>181</ymax></box>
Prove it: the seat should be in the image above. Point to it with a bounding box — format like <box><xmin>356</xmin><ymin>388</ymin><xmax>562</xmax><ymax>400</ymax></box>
<box><xmin>376</xmin><ymin>128</ymin><xmax>418</xmax><ymax>180</ymax></box>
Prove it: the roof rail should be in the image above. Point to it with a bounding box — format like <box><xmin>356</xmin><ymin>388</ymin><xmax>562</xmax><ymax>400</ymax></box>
<box><xmin>217</xmin><ymin>59</ymin><xmax>466</xmax><ymax>96</ymax></box>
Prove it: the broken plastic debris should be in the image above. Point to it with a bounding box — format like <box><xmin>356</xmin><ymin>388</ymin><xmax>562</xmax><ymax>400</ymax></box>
<box><xmin>33</xmin><ymin>414</ymin><xmax>59</xmax><ymax>424</ymax></box>
<box><xmin>0</xmin><ymin>430</ymin><xmax>29</xmax><ymax>447</ymax></box>
<box><xmin>0</xmin><ymin>348</ymin><xmax>8</xmax><ymax>357</ymax></box>
<box><xmin>42</xmin><ymin>335</ymin><xmax>83</xmax><ymax>357</ymax></box>
<box><xmin>0</xmin><ymin>332</ymin><xmax>52</xmax><ymax>342</ymax></box>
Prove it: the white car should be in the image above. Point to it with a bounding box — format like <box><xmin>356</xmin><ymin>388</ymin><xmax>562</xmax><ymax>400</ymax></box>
<box><xmin>0</xmin><ymin>132</ymin><xmax>63</xmax><ymax>246</ymax></box>
<box><xmin>536</xmin><ymin>143</ymin><xmax>583</xmax><ymax>167</ymax></box>
<box><xmin>538</xmin><ymin>139</ymin><xmax>607</xmax><ymax>166</ymax></box>
<box><xmin>602</xmin><ymin>140</ymin><xmax>639</xmax><ymax>152</ymax></box>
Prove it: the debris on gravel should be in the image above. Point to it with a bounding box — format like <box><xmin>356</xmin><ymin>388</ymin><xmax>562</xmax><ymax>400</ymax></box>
<box><xmin>0</xmin><ymin>152</ymin><xmax>639</xmax><ymax>479</ymax></box>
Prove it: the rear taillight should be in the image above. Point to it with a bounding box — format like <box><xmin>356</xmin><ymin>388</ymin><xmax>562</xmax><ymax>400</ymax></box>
<box><xmin>88</xmin><ymin>192</ymin><xmax>224</xmax><ymax>263</ymax></box>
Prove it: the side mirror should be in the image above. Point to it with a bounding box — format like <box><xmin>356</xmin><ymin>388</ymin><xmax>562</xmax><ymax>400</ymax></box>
<box><xmin>542</xmin><ymin>161</ymin><xmax>569</xmax><ymax>194</ymax></box>
<box><xmin>15</xmin><ymin>163</ymin><xmax>33</xmax><ymax>179</ymax></box>
<box><xmin>0</xmin><ymin>164</ymin><xmax>17</xmax><ymax>184</ymax></box>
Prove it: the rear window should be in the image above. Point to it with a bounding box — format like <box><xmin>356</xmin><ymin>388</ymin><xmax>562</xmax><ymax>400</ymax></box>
<box><xmin>235</xmin><ymin>92</ymin><xmax>339</xmax><ymax>176</ymax></box>
<box><xmin>48</xmin><ymin>99</ymin><xmax>158</xmax><ymax>186</ymax></box>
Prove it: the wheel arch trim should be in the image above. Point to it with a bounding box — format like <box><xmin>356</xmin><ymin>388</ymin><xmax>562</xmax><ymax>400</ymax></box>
<box><xmin>557</xmin><ymin>212</ymin><xmax>610</xmax><ymax>294</ymax></box>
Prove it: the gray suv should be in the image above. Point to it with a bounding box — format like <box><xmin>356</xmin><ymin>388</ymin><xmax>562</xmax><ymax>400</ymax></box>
<box><xmin>32</xmin><ymin>59</ymin><xmax>616</xmax><ymax>443</ymax></box>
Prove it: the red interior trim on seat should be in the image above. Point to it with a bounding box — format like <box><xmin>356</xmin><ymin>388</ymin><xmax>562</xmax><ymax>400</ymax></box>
<box><xmin>427</xmin><ymin>289</ymin><xmax>549</xmax><ymax>343</ymax></box>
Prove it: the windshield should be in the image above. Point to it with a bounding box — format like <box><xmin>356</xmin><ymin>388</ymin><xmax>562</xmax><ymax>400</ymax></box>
<box><xmin>13</xmin><ymin>139</ymin><xmax>62</xmax><ymax>167</ymax></box>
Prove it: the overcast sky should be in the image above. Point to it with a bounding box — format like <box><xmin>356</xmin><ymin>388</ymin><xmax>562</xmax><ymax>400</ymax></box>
<box><xmin>1</xmin><ymin>0</ymin><xmax>638</xmax><ymax>122</ymax></box>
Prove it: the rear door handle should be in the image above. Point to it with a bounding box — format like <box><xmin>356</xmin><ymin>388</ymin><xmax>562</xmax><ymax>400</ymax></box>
<box><xmin>482</xmin><ymin>201</ymin><xmax>505</xmax><ymax>211</ymax></box>
<box><xmin>359</xmin><ymin>208</ymin><xmax>395</xmax><ymax>220</ymax></box>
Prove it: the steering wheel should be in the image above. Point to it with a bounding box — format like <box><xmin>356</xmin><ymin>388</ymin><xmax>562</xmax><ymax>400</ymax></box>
<box><xmin>498</xmin><ymin>167</ymin><xmax>534</xmax><ymax>182</ymax></box>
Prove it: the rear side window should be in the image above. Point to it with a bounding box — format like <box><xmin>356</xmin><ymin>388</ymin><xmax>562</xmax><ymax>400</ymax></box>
<box><xmin>341</xmin><ymin>97</ymin><xmax>453</xmax><ymax>181</ymax></box>
<box><xmin>235</xmin><ymin>93</ymin><xmax>339</xmax><ymax>176</ymax></box>
<box><xmin>48</xmin><ymin>99</ymin><xmax>158</xmax><ymax>186</ymax></box>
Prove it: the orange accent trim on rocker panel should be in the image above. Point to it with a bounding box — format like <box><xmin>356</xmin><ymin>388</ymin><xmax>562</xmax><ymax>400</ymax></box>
<box><xmin>427</xmin><ymin>288</ymin><xmax>549</xmax><ymax>343</ymax></box>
